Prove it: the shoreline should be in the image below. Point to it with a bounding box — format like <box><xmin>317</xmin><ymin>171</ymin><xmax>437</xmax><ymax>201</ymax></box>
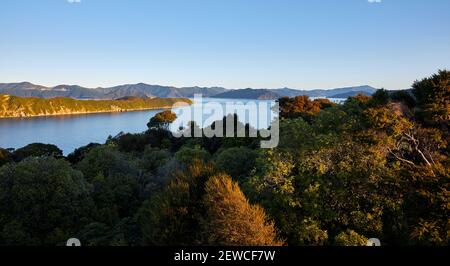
<box><xmin>0</xmin><ymin>105</ymin><xmax>188</xmax><ymax>119</ymax></box>
<box><xmin>0</xmin><ymin>94</ymin><xmax>192</xmax><ymax>119</ymax></box>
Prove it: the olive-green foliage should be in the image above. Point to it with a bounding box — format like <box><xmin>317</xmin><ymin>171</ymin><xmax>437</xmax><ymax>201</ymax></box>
<box><xmin>390</xmin><ymin>90</ymin><xmax>416</xmax><ymax>108</ymax></box>
<box><xmin>407</xmin><ymin>165</ymin><xmax>450</xmax><ymax>246</ymax></box>
<box><xmin>116</xmin><ymin>133</ymin><xmax>151</xmax><ymax>153</ymax></box>
<box><xmin>334</xmin><ymin>230</ymin><xmax>368</xmax><ymax>246</ymax></box>
<box><xmin>214</xmin><ymin>147</ymin><xmax>257</xmax><ymax>180</ymax></box>
<box><xmin>66</xmin><ymin>143</ymin><xmax>101</xmax><ymax>164</ymax></box>
<box><xmin>76</xmin><ymin>146</ymin><xmax>146</xmax><ymax>225</ymax></box>
<box><xmin>0</xmin><ymin>148</ymin><xmax>13</xmax><ymax>167</ymax></box>
<box><xmin>244</xmin><ymin>72</ymin><xmax>449</xmax><ymax>246</ymax></box>
<box><xmin>0</xmin><ymin>157</ymin><xmax>93</xmax><ymax>245</ymax></box>
<box><xmin>13</xmin><ymin>143</ymin><xmax>63</xmax><ymax>161</ymax></box>
<box><xmin>140</xmin><ymin>147</ymin><xmax>171</xmax><ymax>173</ymax></box>
<box><xmin>1</xmin><ymin>70</ymin><xmax>448</xmax><ymax>247</ymax></box>
<box><xmin>137</xmin><ymin>159</ymin><xmax>283</xmax><ymax>246</ymax></box>
<box><xmin>245</xmin><ymin>150</ymin><xmax>301</xmax><ymax>244</ymax></box>
<box><xmin>247</xmin><ymin>116</ymin><xmax>392</xmax><ymax>245</ymax></box>
<box><xmin>413</xmin><ymin>69</ymin><xmax>449</xmax><ymax>126</ymax></box>
<box><xmin>78</xmin><ymin>217</ymin><xmax>140</xmax><ymax>246</ymax></box>
<box><xmin>278</xmin><ymin>118</ymin><xmax>317</xmax><ymax>152</ymax></box>
<box><xmin>76</xmin><ymin>145</ymin><xmax>139</xmax><ymax>181</ymax></box>
<box><xmin>369</xmin><ymin>89</ymin><xmax>390</xmax><ymax>107</ymax></box>
<box><xmin>0</xmin><ymin>94</ymin><xmax>192</xmax><ymax>118</ymax></box>
<box><xmin>174</xmin><ymin>146</ymin><xmax>210</xmax><ymax>166</ymax></box>
<box><xmin>294</xmin><ymin>219</ymin><xmax>329</xmax><ymax>246</ymax></box>
<box><xmin>122</xmin><ymin>128</ymin><xmax>174</xmax><ymax>151</ymax></box>
<box><xmin>138</xmin><ymin>161</ymin><xmax>216</xmax><ymax>245</ymax></box>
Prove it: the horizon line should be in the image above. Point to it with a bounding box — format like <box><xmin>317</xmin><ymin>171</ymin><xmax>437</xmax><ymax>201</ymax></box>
<box><xmin>0</xmin><ymin>81</ymin><xmax>388</xmax><ymax>91</ymax></box>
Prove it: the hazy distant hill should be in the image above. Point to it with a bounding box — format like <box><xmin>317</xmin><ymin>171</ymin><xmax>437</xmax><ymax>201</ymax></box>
<box><xmin>104</xmin><ymin>83</ymin><xmax>227</xmax><ymax>99</ymax></box>
<box><xmin>328</xmin><ymin>90</ymin><xmax>374</xmax><ymax>98</ymax></box>
<box><xmin>0</xmin><ymin>94</ymin><xmax>192</xmax><ymax>118</ymax></box>
<box><xmin>0</xmin><ymin>82</ymin><xmax>108</xmax><ymax>99</ymax></box>
<box><xmin>0</xmin><ymin>82</ymin><xmax>226</xmax><ymax>99</ymax></box>
<box><xmin>0</xmin><ymin>82</ymin><xmax>378</xmax><ymax>100</ymax></box>
<box><xmin>270</xmin><ymin>85</ymin><xmax>378</xmax><ymax>98</ymax></box>
<box><xmin>213</xmin><ymin>85</ymin><xmax>378</xmax><ymax>100</ymax></box>
<box><xmin>212</xmin><ymin>88</ymin><xmax>283</xmax><ymax>100</ymax></box>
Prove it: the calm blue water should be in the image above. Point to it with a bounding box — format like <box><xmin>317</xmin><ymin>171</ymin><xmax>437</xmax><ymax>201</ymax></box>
<box><xmin>0</xmin><ymin>98</ymin><xmax>276</xmax><ymax>154</ymax></box>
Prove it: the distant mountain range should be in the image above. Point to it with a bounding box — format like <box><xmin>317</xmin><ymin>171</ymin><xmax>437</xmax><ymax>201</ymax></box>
<box><xmin>213</xmin><ymin>85</ymin><xmax>378</xmax><ymax>100</ymax></box>
<box><xmin>212</xmin><ymin>88</ymin><xmax>282</xmax><ymax>100</ymax></box>
<box><xmin>0</xmin><ymin>82</ymin><xmax>227</xmax><ymax>99</ymax></box>
<box><xmin>270</xmin><ymin>86</ymin><xmax>378</xmax><ymax>98</ymax></box>
<box><xmin>0</xmin><ymin>82</ymin><xmax>378</xmax><ymax>100</ymax></box>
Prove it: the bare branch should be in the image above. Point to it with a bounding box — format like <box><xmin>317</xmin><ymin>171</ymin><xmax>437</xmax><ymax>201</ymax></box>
<box><xmin>387</xmin><ymin>147</ymin><xmax>416</xmax><ymax>167</ymax></box>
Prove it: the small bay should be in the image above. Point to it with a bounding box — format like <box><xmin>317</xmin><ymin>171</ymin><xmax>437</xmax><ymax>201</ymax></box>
<box><xmin>0</xmin><ymin>98</ymin><xmax>276</xmax><ymax>154</ymax></box>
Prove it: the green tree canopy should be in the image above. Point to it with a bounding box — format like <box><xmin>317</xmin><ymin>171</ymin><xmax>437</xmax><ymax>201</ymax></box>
<box><xmin>369</xmin><ymin>89</ymin><xmax>390</xmax><ymax>107</ymax></box>
<box><xmin>0</xmin><ymin>148</ymin><xmax>13</xmax><ymax>167</ymax></box>
<box><xmin>413</xmin><ymin>69</ymin><xmax>450</xmax><ymax>126</ymax></box>
<box><xmin>147</xmin><ymin>110</ymin><xmax>177</xmax><ymax>130</ymax></box>
<box><xmin>76</xmin><ymin>146</ymin><xmax>146</xmax><ymax>225</ymax></box>
<box><xmin>12</xmin><ymin>143</ymin><xmax>63</xmax><ymax>161</ymax></box>
<box><xmin>334</xmin><ymin>230</ymin><xmax>368</xmax><ymax>246</ymax></box>
<box><xmin>214</xmin><ymin>147</ymin><xmax>257</xmax><ymax>180</ymax></box>
<box><xmin>0</xmin><ymin>157</ymin><xmax>93</xmax><ymax>245</ymax></box>
<box><xmin>138</xmin><ymin>161</ymin><xmax>216</xmax><ymax>245</ymax></box>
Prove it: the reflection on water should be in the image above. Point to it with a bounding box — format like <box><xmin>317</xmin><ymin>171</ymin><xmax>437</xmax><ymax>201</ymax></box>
<box><xmin>0</xmin><ymin>98</ymin><xmax>276</xmax><ymax>155</ymax></box>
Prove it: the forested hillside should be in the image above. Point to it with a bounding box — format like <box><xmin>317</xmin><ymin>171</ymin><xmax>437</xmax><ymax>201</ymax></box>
<box><xmin>0</xmin><ymin>95</ymin><xmax>192</xmax><ymax>118</ymax></box>
<box><xmin>0</xmin><ymin>70</ymin><xmax>448</xmax><ymax>246</ymax></box>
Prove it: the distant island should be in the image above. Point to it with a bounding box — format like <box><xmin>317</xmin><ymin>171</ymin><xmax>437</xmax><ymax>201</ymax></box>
<box><xmin>0</xmin><ymin>82</ymin><xmax>378</xmax><ymax>100</ymax></box>
<box><xmin>0</xmin><ymin>94</ymin><xmax>192</xmax><ymax>118</ymax></box>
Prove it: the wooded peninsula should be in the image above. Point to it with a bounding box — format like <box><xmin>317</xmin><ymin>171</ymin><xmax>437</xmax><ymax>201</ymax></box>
<box><xmin>0</xmin><ymin>94</ymin><xmax>192</xmax><ymax>118</ymax></box>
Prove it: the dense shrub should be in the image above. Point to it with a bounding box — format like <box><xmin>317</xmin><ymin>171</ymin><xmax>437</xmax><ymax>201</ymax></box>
<box><xmin>13</xmin><ymin>143</ymin><xmax>63</xmax><ymax>161</ymax></box>
<box><xmin>0</xmin><ymin>157</ymin><xmax>93</xmax><ymax>245</ymax></box>
<box><xmin>0</xmin><ymin>148</ymin><xmax>13</xmax><ymax>167</ymax></box>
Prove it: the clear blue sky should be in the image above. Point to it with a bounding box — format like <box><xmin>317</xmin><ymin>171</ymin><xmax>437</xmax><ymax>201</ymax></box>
<box><xmin>1</xmin><ymin>0</ymin><xmax>449</xmax><ymax>90</ymax></box>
